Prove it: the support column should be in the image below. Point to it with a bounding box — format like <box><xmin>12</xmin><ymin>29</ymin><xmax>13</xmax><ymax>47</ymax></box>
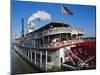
<box><xmin>24</xmin><ymin>48</ymin><xmax>26</xmax><ymax>58</ymax></box>
<box><xmin>26</xmin><ymin>49</ymin><xmax>27</xmax><ymax>57</ymax></box>
<box><xmin>23</xmin><ymin>48</ymin><xmax>25</xmax><ymax>56</ymax></box>
<box><xmin>20</xmin><ymin>48</ymin><xmax>23</xmax><ymax>55</ymax></box>
<box><xmin>28</xmin><ymin>49</ymin><xmax>29</xmax><ymax>59</ymax></box>
<box><xmin>31</xmin><ymin>50</ymin><xmax>33</xmax><ymax>62</ymax></box>
<box><xmin>25</xmin><ymin>48</ymin><xmax>26</xmax><ymax>55</ymax></box>
<box><xmin>43</xmin><ymin>37</ymin><xmax>44</xmax><ymax>47</ymax></box>
<box><xmin>23</xmin><ymin>48</ymin><xmax>24</xmax><ymax>54</ymax></box>
<box><xmin>40</xmin><ymin>51</ymin><xmax>42</xmax><ymax>68</ymax></box>
<box><xmin>35</xmin><ymin>40</ymin><xmax>36</xmax><ymax>48</ymax></box>
<box><xmin>45</xmin><ymin>50</ymin><xmax>48</xmax><ymax>71</ymax></box>
<box><xmin>34</xmin><ymin>50</ymin><xmax>36</xmax><ymax>64</ymax></box>
<box><xmin>24</xmin><ymin>48</ymin><xmax>25</xmax><ymax>55</ymax></box>
<box><xmin>48</xmin><ymin>36</ymin><xmax>50</xmax><ymax>48</ymax></box>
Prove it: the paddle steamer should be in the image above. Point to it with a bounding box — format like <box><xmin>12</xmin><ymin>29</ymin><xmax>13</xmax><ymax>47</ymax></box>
<box><xmin>14</xmin><ymin>19</ymin><xmax>96</xmax><ymax>71</ymax></box>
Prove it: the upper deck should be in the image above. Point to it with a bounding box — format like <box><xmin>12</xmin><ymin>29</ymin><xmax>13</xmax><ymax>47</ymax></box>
<box><xmin>24</xmin><ymin>22</ymin><xmax>84</xmax><ymax>39</ymax></box>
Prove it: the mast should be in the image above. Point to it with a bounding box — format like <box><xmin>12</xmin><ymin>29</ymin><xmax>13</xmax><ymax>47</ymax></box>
<box><xmin>22</xmin><ymin>18</ymin><xmax>24</xmax><ymax>38</ymax></box>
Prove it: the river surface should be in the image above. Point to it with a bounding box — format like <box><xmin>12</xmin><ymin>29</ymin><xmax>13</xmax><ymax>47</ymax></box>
<box><xmin>11</xmin><ymin>45</ymin><xmax>39</xmax><ymax>74</ymax></box>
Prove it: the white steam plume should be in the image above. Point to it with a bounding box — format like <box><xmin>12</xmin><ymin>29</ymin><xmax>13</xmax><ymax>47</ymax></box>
<box><xmin>27</xmin><ymin>10</ymin><xmax>51</xmax><ymax>32</ymax></box>
<box><xmin>28</xmin><ymin>10</ymin><xmax>51</xmax><ymax>24</ymax></box>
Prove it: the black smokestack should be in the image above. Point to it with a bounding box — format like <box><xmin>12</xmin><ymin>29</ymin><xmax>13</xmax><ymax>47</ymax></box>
<box><xmin>22</xmin><ymin>18</ymin><xmax>24</xmax><ymax>38</ymax></box>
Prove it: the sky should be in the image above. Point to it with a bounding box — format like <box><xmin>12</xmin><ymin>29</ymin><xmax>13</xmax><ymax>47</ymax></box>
<box><xmin>11</xmin><ymin>0</ymin><xmax>96</xmax><ymax>39</ymax></box>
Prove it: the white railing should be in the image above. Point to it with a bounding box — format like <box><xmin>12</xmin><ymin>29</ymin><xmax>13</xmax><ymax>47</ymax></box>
<box><xmin>29</xmin><ymin>27</ymin><xmax>84</xmax><ymax>39</ymax></box>
<box><xmin>32</xmin><ymin>27</ymin><xmax>72</xmax><ymax>39</ymax></box>
<box><xmin>43</xmin><ymin>27</ymin><xmax>72</xmax><ymax>36</ymax></box>
<box><xmin>39</xmin><ymin>27</ymin><xmax>83</xmax><ymax>38</ymax></box>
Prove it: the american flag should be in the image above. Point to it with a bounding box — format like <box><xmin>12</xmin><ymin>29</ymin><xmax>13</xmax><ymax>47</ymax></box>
<box><xmin>62</xmin><ymin>6</ymin><xmax>73</xmax><ymax>15</ymax></box>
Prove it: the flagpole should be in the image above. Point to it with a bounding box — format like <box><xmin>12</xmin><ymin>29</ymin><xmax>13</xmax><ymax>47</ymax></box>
<box><xmin>61</xmin><ymin>5</ymin><xmax>64</xmax><ymax>24</ymax></box>
<box><xmin>60</xmin><ymin>5</ymin><xmax>64</xmax><ymax>41</ymax></box>
<box><xmin>48</xmin><ymin>5</ymin><xmax>53</xmax><ymax>47</ymax></box>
